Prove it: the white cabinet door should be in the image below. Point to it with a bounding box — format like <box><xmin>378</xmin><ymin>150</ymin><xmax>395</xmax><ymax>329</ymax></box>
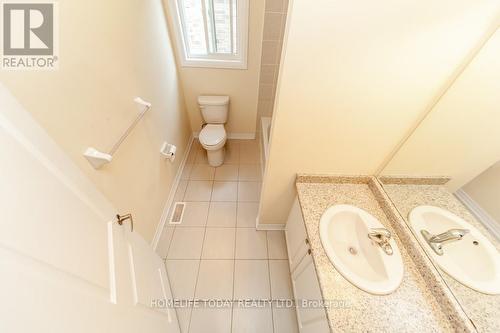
<box><xmin>291</xmin><ymin>253</ymin><xmax>330</xmax><ymax>333</ymax></box>
<box><xmin>285</xmin><ymin>197</ymin><xmax>329</xmax><ymax>333</ymax></box>
<box><xmin>286</xmin><ymin>198</ymin><xmax>309</xmax><ymax>271</ymax></box>
<box><xmin>0</xmin><ymin>84</ymin><xmax>179</xmax><ymax>333</ymax></box>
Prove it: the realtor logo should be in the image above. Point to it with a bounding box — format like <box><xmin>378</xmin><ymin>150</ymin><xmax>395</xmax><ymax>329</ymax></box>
<box><xmin>1</xmin><ymin>1</ymin><xmax>58</xmax><ymax>70</ymax></box>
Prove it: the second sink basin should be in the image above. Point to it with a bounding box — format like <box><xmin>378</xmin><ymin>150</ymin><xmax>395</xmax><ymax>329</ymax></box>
<box><xmin>409</xmin><ymin>205</ymin><xmax>500</xmax><ymax>295</ymax></box>
<box><xmin>319</xmin><ymin>204</ymin><xmax>404</xmax><ymax>295</ymax></box>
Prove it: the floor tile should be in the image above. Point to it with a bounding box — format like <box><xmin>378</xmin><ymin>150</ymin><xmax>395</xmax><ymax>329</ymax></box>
<box><xmin>215</xmin><ymin>164</ymin><xmax>239</xmax><ymax>181</ymax></box>
<box><xmin>173</xmin><ymin>180</ymin><xmax>188</xmax><ymax>202</ymax></box>
<box><xmin>239</xmin><ymin>152</ymin><xmax>260</xmax><ymax>165</ymax></box>
<box><xmin>176</xmin><ymin>202</ymin><xmax>209</xmax><ymax>227</ymax></box>
<box><xmin>189</xmin><ymin>164</ymin><xmax>215</xmax><ymax>181</ymax></box>
<box><xmin>267</xmin><ymin>231</ymin><xmax>288</xmax><ymax>259</ymax></box>
<box><xmin>234</xmin><ymin>260</ymin><xmax>271</xmax><ymax>300</ymax></box>
<box><xmin>225</xmin><ymin>140</ymin><xmax>240</xmax><ymax>164</ymax></box>
<box><xmin>232</xmin><ymin>306</ymin><xmax>273</xmax><ymax>333</ymax></box>
<box><xmin>239</xmin><ymin>140</ymin><xmax>260</xmax><ymax>164</ymax></box>
<box><xmin>167</xmin><ymin>227</ymin><xmax>205</xmax><ymax>259</ymax></box>
<box><xmin>212</xmin><ymin>181</ymin><xmax>238</xmax><ymax>202</ymax></box>
<box><xmin>189</xmin><ymin>307</ymin><xmax>232</xmax><ymax>333</ymax></box>
<box><xmin>186</xmin><ymin>142</ymin><xmax>200</xmax><ymax>164</ymax></box>
<box><xmin>194</xmin><ymin>148</ymin><xmax>209</xmax><ymax>164</ymax></box>
<box><xmin>269</xmin><ymin>260</ymin><xmax>293</xmax><ymax>299</ymax></box>
<box><xmin>165</xmin><ymin>260</ymin><xmax>200</xmax><ymax>299</ymax></box>
<box><xmin>239</xmin><ymin>139</ymin><xmax>259</xmax><ymax>150</ymax></box>
<box><xmin>201</xmin><ymin>228</ymin><xmax>236</xmax><ymax>259</ymax></box>
<box><xmin>238</xmin><ymin>164</ymin><xmax>262</xmax><ymax>181</ymax></box>
<box><xmin>156</xmin><ymin>226</ymin><xmax>175</xmax><ymax>259</ymax></box>
<box><xmin>272</xmin><ymin>307</ymin><xmax>299</xmax><ymax>333</ymax></box>
<box><xmin>184</xmin><ymin>181</ymin><xmax>213</xmax><ymax>201</ymax></box>
<box><xmin>238</xmin><ymin>182</ymin><xmax>262</xmax><ymax>202</ymax></box>
<box><xmin>177</xmin><ymin>307</ymin><xmax>192</xmax><ymax>333</ymax></box>
<box><xmin>181</xmin><ymin>163</ymin><xmax>193</xmax><ymax>180</ymax></box>
<box><xmin>236</xmin><ymin>202</ymin><xmax>259</xmax><ymax>228</ymax></box>
<box><xmin>207</xmin><ymin>202</ymin><xmax>237</xmax><ymax>227</ymax></box>
<box><xmin>195</xmin><ymin>260</ymin><xmax>234</xmax><ymax>299</ymax></box>
<box><xmin>265</xmin><ymin>0</ymin><xmax>286</xmax><ymax>12</ymax></box>
<box><xmin>235</xmin><ymin>228</ymin><xmax>268</xmax><ymax>259</ymax></box>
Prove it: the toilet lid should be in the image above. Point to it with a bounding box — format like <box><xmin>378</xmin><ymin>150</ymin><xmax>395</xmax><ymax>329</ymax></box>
<box><xmin>199</xmin><ymin>124</ymin><xmax>226</xmax><ymax>146</ymax></box>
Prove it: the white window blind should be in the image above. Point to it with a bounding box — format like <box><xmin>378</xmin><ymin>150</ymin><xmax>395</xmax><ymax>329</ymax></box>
<box><xmin>170</xmin><ymin>0</ymin><xmax>248</xmax><ymax>69</ymax></box>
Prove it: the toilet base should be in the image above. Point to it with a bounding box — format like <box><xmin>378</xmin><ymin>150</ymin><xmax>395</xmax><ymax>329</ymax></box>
<box><xmin>206</xmin><ymin>147</ymin><xmax>225</xmax><ymax>167</ymax></box>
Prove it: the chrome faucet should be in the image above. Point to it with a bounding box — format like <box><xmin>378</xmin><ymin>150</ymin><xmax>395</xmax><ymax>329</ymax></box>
<box><xmin>368</xmin><ymin>228</ymin><xmax>393</xmax><ymax>256</ymax></box>
<box><xmin>421</xmin><ymin>229</ymin><xmax>469</xmax><ymax>256</ymax></box>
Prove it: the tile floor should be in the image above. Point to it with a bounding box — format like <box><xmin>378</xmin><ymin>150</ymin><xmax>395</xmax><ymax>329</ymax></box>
<box><xmin>156</xmin><ymin>139</ymin><xmax>298</xmax><ymax>333</ymax></box>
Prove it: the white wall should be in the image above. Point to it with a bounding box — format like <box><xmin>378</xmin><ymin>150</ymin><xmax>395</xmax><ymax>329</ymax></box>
<box><xmin>259</xmin><ymin>0</ymin><xmax>500</xmax><ymax>224</ymax></box>
<box><xmin>0</xmin><ymin>0</ymin><xmax>191</xmax><ymax>241</ymax></box>
<box><xmin>164</xmin><ymin>0</ymin><xmax>266</xmax><ymax>136</ymax></box>
<box><xmin>463</xmin><ymin>161</ymin><xmax>500</xmax><ymax>223</ymax></box>
<box><xmin>383</xmin><ymin>29</ymin><xmax>500</xmax><ymax>191</ymax></box>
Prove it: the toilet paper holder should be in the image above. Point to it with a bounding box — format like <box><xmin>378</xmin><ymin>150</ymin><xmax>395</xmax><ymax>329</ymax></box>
<box><xmin>161</xmin><ymin>142</ymin><xmax>176</xmax><ymax>162</ymax></box>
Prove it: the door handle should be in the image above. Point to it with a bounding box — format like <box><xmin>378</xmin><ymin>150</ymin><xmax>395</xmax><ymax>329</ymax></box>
<box><xmin>116</xmin><ymin>213</ymin><xmax>134</xmax><ymax>232</ymax></box>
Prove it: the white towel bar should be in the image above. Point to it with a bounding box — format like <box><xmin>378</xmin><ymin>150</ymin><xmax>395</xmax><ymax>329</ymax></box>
<box><xmin>84</xmin><ymin>97</ymin><xmax>151</xmax><ymax>169</ymax></box>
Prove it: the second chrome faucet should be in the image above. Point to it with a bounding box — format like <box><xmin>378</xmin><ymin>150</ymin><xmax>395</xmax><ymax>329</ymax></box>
<box><xmin>421</xmin><ymin>229</ymin><xmax>469</xmax><ymax>256</ymax></box>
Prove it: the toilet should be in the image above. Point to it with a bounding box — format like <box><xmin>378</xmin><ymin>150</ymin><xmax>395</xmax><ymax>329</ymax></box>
<box><xmin>198</xmin><ymin>95</ymin><xmax>229</xmax><ymax>167</ymax></box>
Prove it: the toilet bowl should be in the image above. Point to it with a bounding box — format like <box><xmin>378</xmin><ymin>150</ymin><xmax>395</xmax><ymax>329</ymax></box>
<box><xmin>197</xmin><ymin>95</ymin><xmax>230</xmax><ymax>167</ymax></box>
<box><xmin>199</xmin><ymin>124</ymin><xmax>227</xmax><ymax>167</ymax></box>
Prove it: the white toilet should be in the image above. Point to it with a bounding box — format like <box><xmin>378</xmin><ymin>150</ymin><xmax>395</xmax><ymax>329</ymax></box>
<box><xmin>198</xmin><ymin>95</ymin><xmax>229</xmax><ymax>167</ymax></box>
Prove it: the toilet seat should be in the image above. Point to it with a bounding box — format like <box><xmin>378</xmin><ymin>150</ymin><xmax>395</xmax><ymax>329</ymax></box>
<box><xmin>199</xmin><ymin>124</ymin><xmax>226</xmax><ymax>150</ymax></box>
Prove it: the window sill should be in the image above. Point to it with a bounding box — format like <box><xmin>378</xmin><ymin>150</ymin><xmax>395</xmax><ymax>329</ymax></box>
<box><xmin>180</xmin><ymin>58</ymin><xmax>248</xmax><ymax>70</ymax></box>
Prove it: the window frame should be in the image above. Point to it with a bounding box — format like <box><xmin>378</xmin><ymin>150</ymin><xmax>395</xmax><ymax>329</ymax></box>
<box><xmin>167</xmin><ymin>0</ymin><xmax>249</xmax><ymax>69</ymax></box>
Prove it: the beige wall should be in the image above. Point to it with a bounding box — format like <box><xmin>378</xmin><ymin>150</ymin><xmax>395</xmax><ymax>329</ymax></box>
<box><xmin>0</xmin><ymin>0</ymin><xmax>191</xmax><ymax>241</ymax></box>
<box><xmin>463</xmin><ymin>161</ymin><xmax>500</xmax><ymax>223</ymax></box>
<box><xmin>383</xmin><ymin>29</ymin><xmax>500</xmax><ymax>191</ymax></box>
<box><xmin>259</xmin><ymin>0</ymin><xmax>500</xmax><ymax>224</ymax></box>
<box><xmin>164</xmin><ymin>0</ymin><xmax>265</xmax><ymax>136</ymax></box>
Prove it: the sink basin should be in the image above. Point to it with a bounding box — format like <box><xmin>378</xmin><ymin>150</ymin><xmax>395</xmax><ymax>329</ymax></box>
<box><xmin>319</xmin><ymin>204</ymin><xmax>404</xmax><ymax>295</ymax></box>
<box><xmin>409</xmin><ymin>205</ymin><xmax>500</xmax><ymax>295</ymax></box>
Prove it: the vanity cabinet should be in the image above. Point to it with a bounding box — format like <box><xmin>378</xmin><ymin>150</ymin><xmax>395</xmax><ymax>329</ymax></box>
<box><xmin>285</xmin><ymin>198</ymin><xmax>330</xmax><ymax>333</ymax></box>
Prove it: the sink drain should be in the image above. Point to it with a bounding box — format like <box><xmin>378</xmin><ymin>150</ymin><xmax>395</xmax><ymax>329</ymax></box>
<box><xmin>348</xmin><ymin>247</ymin><xmax>358</xmax><ymax>255</ymax></box>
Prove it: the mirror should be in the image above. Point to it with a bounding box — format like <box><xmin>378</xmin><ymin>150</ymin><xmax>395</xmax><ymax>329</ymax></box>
<box><xmin>377</xmin><ymin>29</ymin><xmax>500</xmax><ymax>331</ymax></box>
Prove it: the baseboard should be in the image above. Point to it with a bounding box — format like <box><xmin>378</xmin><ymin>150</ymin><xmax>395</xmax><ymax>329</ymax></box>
<box><xmin>228</xmin><ymin>132</ymin><xmax>256</xmax><ymax>139</ymax></box>
<box><xmin>256</xmin><ymin>223</ymin><xmax>286</xmax><ymax>231</ymax></box>
<box><xmin>455</xmin><ymin>189</ymin><xmax>500</xmax><ymax>241</ymax></box>
<box><xmin>193</xmin><ymin>131</ymin><xmax>256</xmax><ymax>140</ymax></box>
<box><xmin>152</xmin><ymin>134</ymin><xmax>194</xmax><ymax>250</ymax></box>
<box><xmin>255</xmin><ymin>217</ymin><xmax>286</xmax><ymax>231</ymax></box>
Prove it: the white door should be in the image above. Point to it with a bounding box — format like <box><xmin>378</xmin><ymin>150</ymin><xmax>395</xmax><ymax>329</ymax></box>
<box><xmin>0</xmin><ymin>84</ymin><xmax>179</xmax><ymax>333</ymax></box>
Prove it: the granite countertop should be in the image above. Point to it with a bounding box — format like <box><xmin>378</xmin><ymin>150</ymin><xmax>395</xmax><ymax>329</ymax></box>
<box><xmin>381</xmin><ymin>180</ymin><xmax>500</xmax><ymax>333</ymax></box>
<box><xmin>295</xmin><ymin>175</ymin><xmax>458</xmax><ymax>333</ymax></box>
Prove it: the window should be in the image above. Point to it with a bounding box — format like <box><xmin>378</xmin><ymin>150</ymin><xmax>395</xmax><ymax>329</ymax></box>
<box><xmin>169</xmin><ymin>0</ymin><xmax>249</xmax><ymax>69</ymax></box>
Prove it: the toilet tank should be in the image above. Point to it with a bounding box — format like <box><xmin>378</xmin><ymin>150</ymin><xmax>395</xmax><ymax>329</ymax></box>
<box><xmin>198</xmin><ymin>95</ymin><xmax>230</xmax><ymax>124</ymax></box>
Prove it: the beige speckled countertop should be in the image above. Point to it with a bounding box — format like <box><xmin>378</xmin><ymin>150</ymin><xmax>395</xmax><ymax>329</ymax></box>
<box><xmin>295</xmin><ymin>175</ymin><xmax>459</xmax><ymax>332</ymax></box>
<box><xmin>381</xmin><ymin>180</ymin><xmax>500</xmax><ymax>333</ymax></box>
